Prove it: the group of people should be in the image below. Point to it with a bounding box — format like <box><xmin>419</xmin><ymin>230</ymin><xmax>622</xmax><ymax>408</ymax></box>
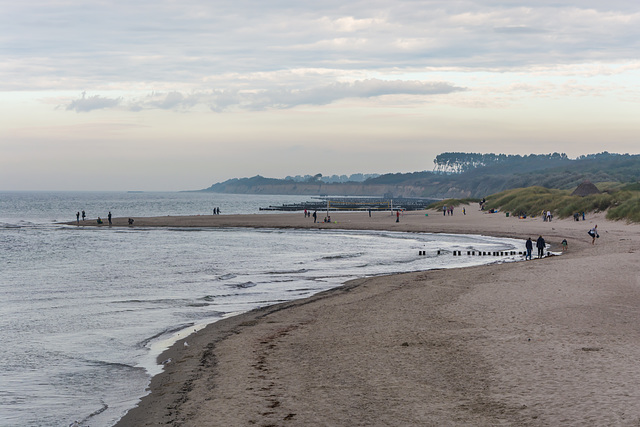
<box><xmin>542</xmin><ymin>210</ymin><xmax>553</xmax><ymax>222</ymax></box>
<box><xmin>525</xmin><ymin>224</ymin><xmax>599</xmax><ymax>259</ymax></box>
<box><xmin>525</xmin><ymin>236</ymin><xmax>547</xmax><ymax>260</ymax></box>
<box><xmin>212</xmin><ymin>207</ymin><xmax>221</xmax><ymax>215</ymax></box>
<box><xmin>443</xmin><ymin>205</ymin><xmax>455</xmax><ymax>216</ymax></box>
<box><xmin>304</xmin><ymin>209</ymin><xmax>318</xmax><ymax>222</ymax></box>
<box><xmin>76</xmin><ymin>211</ymin><xmax>130</xmax><ymax>226</ymax></box>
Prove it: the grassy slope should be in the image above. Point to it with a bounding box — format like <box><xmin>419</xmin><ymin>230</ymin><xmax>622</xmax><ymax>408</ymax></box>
<box><xmin>430</xmin><ymin>186</ymin><xmax>640</xmax><ymax>223</ymax></box>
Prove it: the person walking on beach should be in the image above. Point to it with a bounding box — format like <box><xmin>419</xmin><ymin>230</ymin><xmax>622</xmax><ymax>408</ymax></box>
<box><xmin>536</xmin><ymin>235</ymin><xmax>546</xmax><ymax>258</ymax></box>
<box><xmin>76</xmin><ymin>212</ymin><xmax>80</xmax><ymax>224</ymax></box>
<box><xmin>312</xmin><ymin>211</ymin><xmax>317</xmax><ymax>223</ymax></box>
<box><xmin>396</xmin><ymin>210</ymin><xmax>400</xmax><ymax>223</ymax></box>
<box><xmin>108</xmin><ymin>212</ymin><xmax>112</xmax><ymax>225</ymax></box>
<box><xmin>588</xmin><ymin>225</ymin><xmax>599</xmax><ymax>244</ymax></box>
<box><xmin>82</xmin><ymin>210</ymin><xmax>86</xmax><ymax>221</ymax></box>
<box><xmin>525</xmin><ymin>237</ymin><xmax>533</xmax><ymax>260</ymax></box>
<box><xmin>443</xmin><ymin>206</ymin><xmax>446</xmax><ymax>216</ymax></box>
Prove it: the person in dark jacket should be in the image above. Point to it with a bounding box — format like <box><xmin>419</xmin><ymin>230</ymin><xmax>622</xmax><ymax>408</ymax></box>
<box><xmin>525</xmin><ymin>237</ymin><xmax>533</xmax><ymax>260</ymax></box>
<box><xmin>536</xmin><ymin>235</ymin><xmax>546</xmax><ymax>258</ymax></box>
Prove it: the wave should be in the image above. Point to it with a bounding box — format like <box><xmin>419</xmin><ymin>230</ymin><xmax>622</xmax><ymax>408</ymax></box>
<box><xmin>268</xmin><ymin>268</ymin><xmax>310</xmax><ymax>275</ymax></box>
<box><xmin>320</xmin><ymin>252</ymin><xmax>364</xmax><ymax>261</ymax></box>
<box><xmin>76</xmin><ymin>401</ymin><xmax>109</xmax><ymax>426</ymax></box>
<box><xmin>227</xmin><ymin>281</ymin><xmax>257</xmax><ymax>289</ymax></box>
<box><xmin>138</xmin><ymin>323</ymin><xmax>195</xmax><ymax>348</ymax></box>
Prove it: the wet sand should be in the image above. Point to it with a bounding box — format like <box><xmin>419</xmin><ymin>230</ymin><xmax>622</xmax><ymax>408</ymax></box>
<box><xmin>101</xmin><ymin>207</ymin><xmax>640</xmax><ymax>426</ymax></box>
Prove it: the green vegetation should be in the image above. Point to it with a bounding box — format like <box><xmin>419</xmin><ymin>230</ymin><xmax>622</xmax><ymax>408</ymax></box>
<box><xmin>607</xmin><ymin>195</ymin><xmax>640</xmax><ymax>222</ymax></box>
<box><xmin>203</xmin><ymin>152</ymin><xmax>640</xmax><ymax>206</ymax></box>
<box><xmin>482</xmin><ymin>187</ymin><xmax>640</xmax><ymax>222</ymax></box>
<box><xmin>429</xmin><ymin>186</ymin><xmax>640</xmax><ymax>223</ymax></box>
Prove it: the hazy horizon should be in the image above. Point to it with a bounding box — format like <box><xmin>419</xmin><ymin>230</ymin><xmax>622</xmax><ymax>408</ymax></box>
<box><xmin>2</xmin><ymin>1</ymin><xmax>639</xmax><ymax>191</ymax></box>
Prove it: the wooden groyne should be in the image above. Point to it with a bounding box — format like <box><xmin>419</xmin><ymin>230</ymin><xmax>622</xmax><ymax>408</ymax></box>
<box><xmin>259</xmin><ymin>197</ymin><xmax>437</xmax><ymax>212</ymax></box>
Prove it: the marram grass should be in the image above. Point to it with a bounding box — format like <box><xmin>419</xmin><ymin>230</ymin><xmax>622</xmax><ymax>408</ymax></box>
<box><xmin>430</xmin><ymin>186</ymin><xmax>640</xmax><ymax>223</ymax></box>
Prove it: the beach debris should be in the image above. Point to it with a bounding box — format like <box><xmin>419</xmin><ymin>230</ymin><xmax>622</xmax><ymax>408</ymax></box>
<box><xmin>184</xmin><ymin>341</ymin><xmax>189</xmax><ymax>347</ymax></box>
<box><xmin>162</xmin><ymin>358</ymin><xmax>172</xmax><ymax>365</ymax></box>
<box><xmin>581</xmin><ymin>347</ymin><xmax>602</xmax><ymax>352</ymax></box>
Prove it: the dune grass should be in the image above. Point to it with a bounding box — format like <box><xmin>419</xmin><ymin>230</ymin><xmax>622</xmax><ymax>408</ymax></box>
<box><xmin>430</xmin><ymin>186</ymin><xmax>640</xmax><ymax>222</ymax></box>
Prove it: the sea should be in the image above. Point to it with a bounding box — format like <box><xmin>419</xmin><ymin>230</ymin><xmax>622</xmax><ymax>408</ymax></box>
<box><xmin>0</xmin><ymin>191</ymin><xmax>523</xmax><ymax>427</ymax></box>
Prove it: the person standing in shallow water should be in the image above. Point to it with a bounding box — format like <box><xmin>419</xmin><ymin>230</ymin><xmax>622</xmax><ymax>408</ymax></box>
<box><xmin>536</xmin><ymin>235</ymin><xmax>546</xmax><ymax>258</ymax></box>
<box><xmin>525</xmin><ymin>237</ymin><xmax>533</xmax><ymax>260</ymax></box>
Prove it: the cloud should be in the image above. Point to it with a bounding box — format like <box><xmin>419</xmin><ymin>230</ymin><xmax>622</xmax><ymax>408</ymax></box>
<box><xmin>66</xmin><ymin>92</ymin><xmax>121</xmax><ymax>112</ymax></box>
<box><xmin>2</xmin><ymin>1</ymin><xmax>640</xmax><ymax>93</ymax></box>
<box><xmin>493</xmin><ymin>26</ymin><xmax>548</xmax><ymax>34</ymax></box>
<box><xmin>67</xmin><ymin>79</ymin><xmax>465</xmax><ymax>113</ymax></box>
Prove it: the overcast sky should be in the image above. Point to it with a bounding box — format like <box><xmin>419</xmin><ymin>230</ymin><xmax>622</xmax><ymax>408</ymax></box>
<box><xmin>2</xmin><ymin>1</ymin><xmax>639</xmax><ymax>191</ymax></box>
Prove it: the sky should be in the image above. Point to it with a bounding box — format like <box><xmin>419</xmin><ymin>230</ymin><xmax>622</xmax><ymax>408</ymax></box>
<box><xmin>1</xmin><ymin>1</ymin><xmax>639</xmax><ymax>191</ymax></box>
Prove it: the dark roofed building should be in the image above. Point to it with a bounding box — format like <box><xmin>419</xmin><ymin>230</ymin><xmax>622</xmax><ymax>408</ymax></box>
<box><xmin>571</xmin><ymin>181</ymin><xmax>600</xmax><ymax>197</ymax></box>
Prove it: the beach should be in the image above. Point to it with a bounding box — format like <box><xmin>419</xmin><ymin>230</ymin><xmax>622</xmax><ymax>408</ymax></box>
<box><xmin>109</xmin><ymin>206</ymin><xmax>640</xmax><ymax>426</ymax></box>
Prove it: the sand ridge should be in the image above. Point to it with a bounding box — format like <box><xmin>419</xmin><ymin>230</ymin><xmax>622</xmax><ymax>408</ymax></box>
<box><xmin>104</xmin><ymin>206</ymin><xmax>640</xmax><ymax>426</ymax></box>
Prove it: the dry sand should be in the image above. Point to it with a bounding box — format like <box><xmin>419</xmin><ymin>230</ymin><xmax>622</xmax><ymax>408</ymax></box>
<box><xmin>97</xmin><ymin>207</ymin><xmax>640</xmax><ymax>426</ymax></box>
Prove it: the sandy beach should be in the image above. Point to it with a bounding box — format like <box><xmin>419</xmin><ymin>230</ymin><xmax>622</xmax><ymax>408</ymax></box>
<box><xmin>101</xmin><ymin>206</ymin><xmax>640</xmax><ymax>426</ymax></box>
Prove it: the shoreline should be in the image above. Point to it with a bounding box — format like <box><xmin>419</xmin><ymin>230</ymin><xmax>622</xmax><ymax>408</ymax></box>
<box><xmin>108</xmin><ymin>208</ymin><xmax>640</xmax><ymax>426</ymax></box>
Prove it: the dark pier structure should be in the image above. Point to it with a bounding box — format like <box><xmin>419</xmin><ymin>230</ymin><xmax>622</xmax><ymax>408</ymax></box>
<box><xmin>260</xmin><ymin>197</ymin><xmax>438</xmax><ymax>212</ymax></box>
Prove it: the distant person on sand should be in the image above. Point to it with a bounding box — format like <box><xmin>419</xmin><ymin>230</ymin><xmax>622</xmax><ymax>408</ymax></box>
<box><xmin>313</xmin><ymin>211</ymin><xmax>317</xmax><ymax>223</ymax></box>
<box><xmin>588</xmin><ymin>225</ymin><xmax>599</xmax><ymax>244</ymax></box>
<box><xmin>128</xmin><ymin>218</ymin><xmax>134</xmax><ymax>226</ymax></box>
<box><xmin>76</xmin><ymin>212</ymin><xmax>80</xmax><ymax>224</ymax></box>
<box><xmin>443</xmin><ymin>206</ymin><xmax>446</xmax><ymax>216</ymax></box>
<box><xmin>562</xmin><ymin>239</ymin><xmax>568</xmax><ymax>252</ymax></box>
<box><xmin>396</xmin><ymin>210</ymin><xmax>400</xmax><ymax>223</ymax></box>
<box><xmin>82</xmin><ymin>210</ymin><xmax>86</xmax><ymax>221</ymax></box>
<box><xmin>97</xmin><ymin>217</ymin><xmax>103</xmax><ymax>224</ymax></box>
<box><xmin>368</xmin><ymin>209</ymin><xmax>371</xmax><ymax>217</ymax></box>
<box><xmin>108</xmin><ymin>212</ymin><xmax>112</xmax><ymax>225</ymax></box>
<box><xmin>525</xmin><ymin>237</ymin><xmax>533</xmax><ymax>260</ymax></box>
<box><xmin>536</xmin><ymin>235</ymin><xmax>545</xmax><ymax>258</ymax></box>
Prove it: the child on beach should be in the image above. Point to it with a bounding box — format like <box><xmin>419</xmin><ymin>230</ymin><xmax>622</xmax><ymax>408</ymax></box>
<box><xmin>562</xmin><ymin>239</ymin><xmax>568</xmax><ymax>251</ymax></box>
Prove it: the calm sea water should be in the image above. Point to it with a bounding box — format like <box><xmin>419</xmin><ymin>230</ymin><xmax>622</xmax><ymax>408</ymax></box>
<box><xmin>0</xmin><ymin>192</ymin><xmax>522</xmax><ymax>427</ymax></box>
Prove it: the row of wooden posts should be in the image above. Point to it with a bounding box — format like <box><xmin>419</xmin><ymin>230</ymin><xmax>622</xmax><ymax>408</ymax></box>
<box><xmin>418</xmin><ymin>250</ymin><xmax>523</xmax><ymax>256</ymax></box>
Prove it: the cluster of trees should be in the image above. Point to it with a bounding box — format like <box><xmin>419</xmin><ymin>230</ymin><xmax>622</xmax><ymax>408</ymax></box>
<box><xmin>433</xmin><ymin>152</ymin><xmax>570</xmax><ymax>174</ymax></box>
<box><xmin>203</xmin><ymin>152</ymin><xmax>639</xmax><ymax>200</ymax></box>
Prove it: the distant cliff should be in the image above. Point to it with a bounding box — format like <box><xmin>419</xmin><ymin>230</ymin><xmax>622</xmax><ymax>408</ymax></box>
<box><xmin>203</xmin><ymin>176</ymin><xmax>434</xmax><ymax>198</ymax></box>
<box><xmin>201</xmin><ymin>152</ymin><xmax>640</xmax><ymax>198</ymax></box>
